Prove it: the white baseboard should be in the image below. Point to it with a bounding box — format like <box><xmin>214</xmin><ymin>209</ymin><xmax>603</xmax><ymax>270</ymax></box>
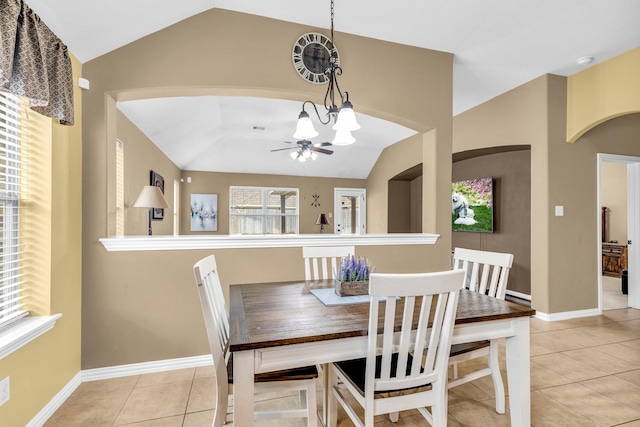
<box><xmin>535</xmin><ymin>307</ymin><xmax>600</xmax><ymax>321</ymax></box>
<box><xmin>27</xmin><ymin>372</ymin><xmax>82</xmax><ymax>427</ymax></box>
<box><xmin>29</xmin><ymin>355</ymin><xmax>213</xmax><ymax>426</ymax></box>
<box><xmin>82</xmin><ymin>354</ymin><xmax>213</xmax><ymax>382</ymax></box>
<box><xmin>505</xmin><ymin>289</ymin><xmax>531</xmax><ymax>301</ymax></box>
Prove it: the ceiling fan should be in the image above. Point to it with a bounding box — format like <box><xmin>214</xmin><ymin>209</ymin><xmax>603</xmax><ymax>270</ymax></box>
<box><xmin>271</xmin><ymin>139</ymin><xmax>333</xmax><ymax>162</ymax></box>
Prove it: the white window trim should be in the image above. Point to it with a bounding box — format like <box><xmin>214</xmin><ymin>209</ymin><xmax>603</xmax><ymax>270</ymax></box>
<box><xmin>0</xmin><ymin>314</ymin><xmax>62</xmax><ymax>360</ymax></box>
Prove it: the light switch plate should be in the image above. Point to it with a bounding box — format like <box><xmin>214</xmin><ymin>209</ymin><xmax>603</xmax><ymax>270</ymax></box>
<box><xmin>555</xmin><ymin>206</ymin><xmax>564</xmax><ymax>216</ymax></box>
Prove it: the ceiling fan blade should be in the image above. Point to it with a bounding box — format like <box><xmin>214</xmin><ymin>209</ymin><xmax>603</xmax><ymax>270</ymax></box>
<box><xmin>282</xmin><ymin>141</ymin><xmax>297</xmax><ymax>145</ymax></box>
<box><xmin>314</xmin><ymin>142</ymin><xmax>332</xmax><ymax>147</ymax></box>
<box><xmin>312</xmin><ymin>147</ymin><xmax>333</xmax><ymax>155</ymax></box>
<box><xmin>271</xmin><ymin>147</ymin><xmax>296</xmax><ymax>152</ymax></box>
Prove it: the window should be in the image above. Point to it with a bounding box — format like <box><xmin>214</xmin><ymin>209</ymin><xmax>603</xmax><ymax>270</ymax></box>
<box><xmin>0</xmin><ymin>93</ymin><xmax>27</xmax><ymax>329</ymax></box>
<box><xmin>230</xmin><ymin>186</ymin><xmax>298</xmax><ymax>235</ymax></box>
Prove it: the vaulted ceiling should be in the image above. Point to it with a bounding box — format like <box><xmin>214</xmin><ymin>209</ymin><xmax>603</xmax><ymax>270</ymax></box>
<box><xmin>24</xmin><ymin>0</ymin><xmax>640</xmax><ymax>177</ymax></box>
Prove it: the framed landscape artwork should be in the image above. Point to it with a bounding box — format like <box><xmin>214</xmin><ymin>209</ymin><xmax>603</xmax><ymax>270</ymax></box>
<box><xmin>452</xmin><ymin>176</ymin><xmax>494</xmax><ymax>233</ymax></box>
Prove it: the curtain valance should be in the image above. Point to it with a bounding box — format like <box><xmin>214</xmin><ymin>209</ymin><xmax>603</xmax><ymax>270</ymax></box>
<box><xmin>0</xmin><ymin>0</ymin><xmax>74</xmax><ymax>125</ymax></box>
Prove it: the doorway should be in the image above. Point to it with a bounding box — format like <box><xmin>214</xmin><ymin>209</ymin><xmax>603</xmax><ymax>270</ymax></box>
<box><xmin>597</xmin><ymin>153</ymin><xmax>640</xmax><ymax>311</ymax></box>
<box><xmin>334</xmin><ymin>188</ymin><xmax>366</xmax><ymax>235</ymax></box>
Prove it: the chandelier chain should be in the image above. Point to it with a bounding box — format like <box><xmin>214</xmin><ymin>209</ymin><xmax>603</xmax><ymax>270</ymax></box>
<box><xmin>330</xmin><ymin>0</ymin><xmax>334</xmax><ymax>42</ymax></box>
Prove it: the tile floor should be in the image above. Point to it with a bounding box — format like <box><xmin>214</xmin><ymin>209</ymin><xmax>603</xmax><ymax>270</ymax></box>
<box><xmin>45</xmin><ymin>306</ymin><xmax>640</xmax><ymax>426</ymax></box>
<box><xmin>603</xmin><ymin>275</ymin><xmax>628</xmax><ymax>310</ymax></box>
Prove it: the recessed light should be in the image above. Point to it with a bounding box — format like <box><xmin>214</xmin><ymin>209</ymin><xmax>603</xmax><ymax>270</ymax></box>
<box><xmin>576</xmin><ymin>56</ymin><xmax>594</xmax><ymax>66</ymax></box>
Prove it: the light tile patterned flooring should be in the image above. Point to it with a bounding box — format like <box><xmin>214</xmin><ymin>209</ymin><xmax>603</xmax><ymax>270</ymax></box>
<box><xmin>46</xmin><ymin>297</ymin><xmax>640</xmax><ymax>426</ymax></box>
<box><xmin>603</xmin><ymin>275</ymin><xmax>629</xmax><ymax>310</ymax></box>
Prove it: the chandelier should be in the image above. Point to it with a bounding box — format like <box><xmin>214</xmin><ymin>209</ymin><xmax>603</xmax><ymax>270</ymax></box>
<box><xmin>293</xmin><ymin>0</ymin><xmax>360</xmax><ymax>147</ymax></box>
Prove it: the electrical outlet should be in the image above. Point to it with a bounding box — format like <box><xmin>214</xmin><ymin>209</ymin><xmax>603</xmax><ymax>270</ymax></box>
<box><xmin>0</xmin><ymin>376</ymin><xmax>9</xmax><ymax>406</ymax></box>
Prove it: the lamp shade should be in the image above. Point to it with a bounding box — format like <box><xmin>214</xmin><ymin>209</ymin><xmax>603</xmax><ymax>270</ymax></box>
<box><xmin>293</xmin><ymin>111</ymin><xmax>319</xmax><ymax>140</ymax></box>
<box><xmin>316</xmin><ymin>213</ymin><xmax>331</xmax><ymax>226</ymax></box>
<box><xmin>132</xmin><ymin>185</ymin><xmax>170</xmax><ymax>209</ymax></box>
<box><xmin>332</xmin><ymin>101</ymin><xmax>360</xmax><ymax>132</ymax></box>
<box><xmin>331</xmin><ymin>129</ymin><xmax>355</xmax><ymax>146</ymax></box>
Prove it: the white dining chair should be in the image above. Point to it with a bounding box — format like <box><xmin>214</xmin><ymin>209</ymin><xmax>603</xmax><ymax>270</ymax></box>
<box><xmin>302</xmin><ymin>245</ymin><xmax>354</xmax><ymax>423</ymax></box>
<box><xmin>302</xmin><ymin>245</ymin><xmax>355</xmax><ymax>281</ymax></box>
<box><xmin>448</xmin><ymin>247</ymin><xmax>514</xmax><ymax>414</ymax></box>
<box><xmin>327</xmin><ymin>269</ymin><xmax>464</xmax><ymax>427</ymax></box>
<box><xmin>193</xmin><ymin>255</ymin><xmax>319</xmax><ymax>426</ymax></box>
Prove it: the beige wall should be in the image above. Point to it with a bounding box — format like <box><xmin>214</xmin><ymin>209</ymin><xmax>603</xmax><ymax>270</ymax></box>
<box><xmin>117</xmin><ymin>111</ymin><xmax>181</xmax><ymax>236</ymax></box>
<box><xmin>82</xmin><ymin>9</ymin><xmax>453</xmax><ymax>368</ymax></box>
<box><xmin>601</xmin><ymin>162</ymin><xmax>628</xmax><ymax>244</ymax></box>
<box><xmin>454</xmin><ymin>75</ymin><xmax>553</xmax><ymax>312</ymax></box>
<box><xmin>454</xmin><ymin>74</ymin><xmax>601</xmax><ymax>314</ymax></box>
<box><xmin>179</xmin><ymin>171</ymin><xmax>364</xmax><ymax>235</ymax></box>
<box><xmin>0</xmin><ymin>56</ymin><xmax>83</xmax><ymax>426</ymax></box>
<box><xmin>455</xmin><ymin>68</ymin><xmax>640</xmax><ymax>314</ymax></box>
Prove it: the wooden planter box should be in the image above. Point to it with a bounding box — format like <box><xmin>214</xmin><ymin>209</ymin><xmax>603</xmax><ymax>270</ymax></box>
<box><xmin>334</xmin><ymin>280</ymin><xmax>369</xmax><ymax>297</ymax></box>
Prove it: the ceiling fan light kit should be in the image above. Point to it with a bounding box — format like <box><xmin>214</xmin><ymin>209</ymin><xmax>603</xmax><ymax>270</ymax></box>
<box><xmin>289</xmin><ymin>0</ymin><xmax>360</xmax><ymax>160</ymax></box>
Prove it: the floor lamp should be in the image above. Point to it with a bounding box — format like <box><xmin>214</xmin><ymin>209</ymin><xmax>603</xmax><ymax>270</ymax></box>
<box><xmin>133</xmin><ymin>185</ymin><xmax>170</xmax><ymax>235</ymax></box>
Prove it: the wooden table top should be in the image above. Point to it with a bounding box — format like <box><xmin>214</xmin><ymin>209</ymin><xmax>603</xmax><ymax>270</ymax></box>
<box><xmin>229</xmin><ymin>279</ymin><xmax>536</xmax><ymax>352</ymax></box>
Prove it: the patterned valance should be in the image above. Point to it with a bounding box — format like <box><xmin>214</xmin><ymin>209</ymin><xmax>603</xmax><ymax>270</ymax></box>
<box><xmin>0</xmin><ymin>0</ymin><xmax>74</xmax><ymax>125</ymax></box>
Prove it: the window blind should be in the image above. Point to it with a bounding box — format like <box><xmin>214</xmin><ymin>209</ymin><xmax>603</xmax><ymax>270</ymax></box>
<box><xmin>0</xmin><ymin>92</ymin><xmax>27</xmax><ymax>329</ymax></box>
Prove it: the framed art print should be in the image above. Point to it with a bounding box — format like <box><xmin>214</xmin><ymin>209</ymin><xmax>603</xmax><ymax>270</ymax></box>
<box><xmin>150</xmin><ymin>170</ymin><xmax>164</xmax><ymax>220</ymax></box>
<box><xmin>452</xmin><ymin>176</ymin><xmax>494</xmax><ymax>233</ymax></box>
<box><xmin>191</xmin><ymin>194</ymin><xmax>218</xmax><ymax>231</ymax></box>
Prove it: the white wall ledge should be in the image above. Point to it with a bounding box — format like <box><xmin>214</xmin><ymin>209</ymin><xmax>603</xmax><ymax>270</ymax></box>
<box><xmin>0</xmin><ymin>314</ymin><xmax>63</xmax><ymax>360</ymax></box>
<box><xmin>100</xmin><ymin>233</ymin><xmax>439</xmax><ymax>251</ymax></box>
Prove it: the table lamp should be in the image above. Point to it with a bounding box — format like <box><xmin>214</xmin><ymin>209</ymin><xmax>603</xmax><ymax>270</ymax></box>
<box><xmin>316</xmin><ymin>213</ymin><xmax>330</xmax><ymax>233</ymax></box>
<box><xmin>132</xmin><ymin>185</ymin><xmax>170</xmax><ymax>235</ymax></box>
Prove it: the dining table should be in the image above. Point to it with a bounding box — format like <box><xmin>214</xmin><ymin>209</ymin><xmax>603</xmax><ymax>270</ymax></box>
<box><xmin>229</xmin><ymin>279</ymin><xmax>536</xmax><ymax>426</ymax></box>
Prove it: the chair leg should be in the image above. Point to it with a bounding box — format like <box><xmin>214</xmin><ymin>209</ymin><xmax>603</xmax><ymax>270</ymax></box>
<box><xmin>326</xmin><ymin>366</ymin><xmax>338</xmax><ymax>427</ymax></box>
<box><xmin>430</xmin><ymin>381</ymin><xmax>449</xmax><ymax>427</ymax></box>
<box><xmin>320</xmin><ymin>363</ymin><xmax>329</xmax><ymax>425</ymax></box>
<box><xmin>488</xmin><ymin>340</ymin><xmax>505</xmax><ymax>414</ymax></box>
<box><xmin>451</xmin><ymin>362</ymin><xmax>459</xmax><ymax>380</ymax></box>
<box><xmin>389</xmin><ymin>411</ymin><xmax>399</xmax><ymax>422</ymax></box>
<box><xmin>305</xmin><ymin>380</ymin><xmax>318</xmax><ymax>427</ymax></box>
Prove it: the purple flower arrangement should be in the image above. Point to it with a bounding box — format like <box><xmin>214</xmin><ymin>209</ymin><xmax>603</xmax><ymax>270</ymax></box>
<box><xmin>336</xmin><ymin>255</ymin><xmax>374</xmax><ymax>283</ymax></box>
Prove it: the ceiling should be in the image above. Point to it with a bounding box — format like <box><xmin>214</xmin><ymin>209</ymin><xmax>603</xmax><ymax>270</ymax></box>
<box><xmin>23</xmin><ymin>0</ymin><xmax>640</xmax><ymax>178</ymax></box>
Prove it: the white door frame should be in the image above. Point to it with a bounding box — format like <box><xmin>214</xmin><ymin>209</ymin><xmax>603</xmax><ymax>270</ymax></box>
<box><xmin>597</xmin><ymin>153</ymin><xmax>640</xmax><ymax>311</ymax></box>
<box><xmin>334</xmin><ymin>188</ymin><xmax>366</xmax><ymax>235</ymax></box>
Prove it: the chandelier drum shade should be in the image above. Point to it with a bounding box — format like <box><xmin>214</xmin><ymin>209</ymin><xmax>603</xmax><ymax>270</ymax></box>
<box><xmin>291</xmin><ymin>0</ymin><xmax>360</xmax><ymax>155</ymax></box>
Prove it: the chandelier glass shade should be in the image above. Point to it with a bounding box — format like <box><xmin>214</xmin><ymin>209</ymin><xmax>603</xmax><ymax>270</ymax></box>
<box><xmin>293</xmin><ymin>110</ymin><xmax>319</xmax><ymax>140</ymax></box>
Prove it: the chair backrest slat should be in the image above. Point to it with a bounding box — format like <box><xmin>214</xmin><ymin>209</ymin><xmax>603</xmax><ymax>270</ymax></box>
<box><xmin>302</xmin><ymin>246</ymin><xmax>355</xmax><ymax>280</ymax></box>
<box><xmin>367</xmin><ymin>270</ymin><xmax>463</xmax><ymax>393</ymax></box>
<box><xmin>452</xmin><ymin>247</ymin><xmax>514</xmax><ymax>299</ymax></box>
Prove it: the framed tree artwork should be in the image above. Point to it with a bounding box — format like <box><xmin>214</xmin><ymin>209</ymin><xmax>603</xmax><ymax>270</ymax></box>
<box><xmin>150</xmin><ymin>170</ymin><xmax>164</xmax><ymax>220</ymax></box>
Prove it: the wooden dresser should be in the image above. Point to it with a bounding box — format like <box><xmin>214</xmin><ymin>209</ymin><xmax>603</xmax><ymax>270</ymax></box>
<box><xmin>602</xmin><ymin>243</ymin><xmax>628</xmax><ymax>277</ymax></box>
